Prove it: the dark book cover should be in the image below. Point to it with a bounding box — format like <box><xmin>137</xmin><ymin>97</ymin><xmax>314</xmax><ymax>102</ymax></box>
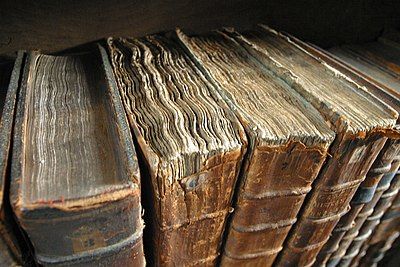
<box><xmin>10</xmin><ymin>47</ymin><xmax>145</xmax><ymax>266</ymax></box>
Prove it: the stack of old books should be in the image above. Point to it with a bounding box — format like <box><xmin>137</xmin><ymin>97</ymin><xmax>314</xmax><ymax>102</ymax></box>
<box><xmin>0</xmin><ymin>25</ymin><xmax>399</xmax><ymax>267</ymax></box>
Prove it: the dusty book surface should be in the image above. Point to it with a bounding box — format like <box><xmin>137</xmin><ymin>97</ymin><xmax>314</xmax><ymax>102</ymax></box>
<box><xmin>330</xmin><ymin>39</ymin><xmax>400</xmax><ymax>100</ymax></box>
<box><xmin>108</xmin><ymin>35</ymin><xmax>247</xmax><ymax>266</ymax></box>
<box><xmin>232</xmin><ymin>25</ymin><xmax>398</xmax><ymax>266</ymax></box>
<box><xmin>0</xmin><ymin>53</ymin><xmax>30</xmax><ymax>265</ymax></box>
<box><xmin>10</xmin><ymin>48</ymin><xmax>145</xmax><ymax>266</ymax></box>
<box><xmin>177</xmin><ymin>29</ymin><xmax>334</xmax><ymax>266</ymax></box>
<box><xmin>285</xmin><ymin>33</ymin><xmax>400</xmax><ymax>267</ymax></box>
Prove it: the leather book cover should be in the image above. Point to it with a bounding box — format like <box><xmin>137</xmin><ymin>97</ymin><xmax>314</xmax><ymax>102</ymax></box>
<box><xmin>10</xmin><ymin>47</ymin><xmax>145</xmax><ymax>266</ymax></box>
<box><xmin>281</xmin><ymin>37</ymin><xmax>400</xmax><ymax>266</ymax></box>
<box><xmin>232</xmin><ymin>25</ymin><xmax>399</xmax><ymax>266</ymax></box>
<box><xmin>0</xmin><ymin>53</ymin><xmax>32</xmax><ymax>265</ymax></box>
<box><xmin>107</xmin><ymin>35</ymin><xmax>247</xmax><ymax>266</ymax></box>
<box><xmin>340</xmin><ymin>168</ymin><xmax>400</xmax><ymax>267</ymax></box>
<box><xmin>368</xmin><ymin>226</ymin><xmax>400</xmax><ymax>266</ymax></box>
<box><xmin>358</xmin><ymin>232</ymin><xmax>399</xmax><ymax>267</ymax></box>
<box><xmin>358</xmin><ymin>192</ymin><xmax>400</xmax><ymax>266</ymax></box>
<box><xmin>350</xmin><ymin>171</ymin><xmax>400</xmax><ymax>267</ymax></box>
<box><xmin>327</xmin><ymin>146</ymin><xmax>400</xmax><ymax>267</ymax></box>
<box><xmin>317</xmin><ymin>37</ymin><xmax>400</xmax><ymax>266</ymax></box>
<box><xmin>177</xmin><ymin>29</ymin><xmax>334</xmax><ymax>266</ymax></box>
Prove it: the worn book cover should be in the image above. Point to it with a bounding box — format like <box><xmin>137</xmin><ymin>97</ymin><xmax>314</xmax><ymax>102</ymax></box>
<box><xmin>10</xmin><ymin>47</ymin><xmax>145</xmax><ymax>266</ymax></box>
<box><xmin>358</xmin><ymin>191</ymin><xmax>400</xmax><ymax>266</ymax></box>
<box><xmin>283</xmin><ymin>34</ymin><xmax>400</xmax><ymax>267</ymax></box>
<box><xmin>177</xmin><ymin>29</ymin><xmax>334</xmax><ymax>266</ymax></box>
<box><xmin>325</xmin><ymin>35</ymin><xmax>400</xmax><ymax>267</ymax></box>
<box><xmin>0</xmin><ymin>53</ymin><xmax>30</xmax><ymax>265</ymax></box>
<box><xmin>234</xmin><ymin>25</ymin><xmax>398</xmax><ymax>266</ymax></box>
<box><xmin>107</xmin><ymin>35</ymin><xmax>247</xmax><ymax>266</ymax></box>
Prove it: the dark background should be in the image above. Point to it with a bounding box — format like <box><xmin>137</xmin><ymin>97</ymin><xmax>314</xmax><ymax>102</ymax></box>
<box><xmin>0</xmin><ymin>0</ymin><xmax>399</xmax><ymax>57</ymax></box>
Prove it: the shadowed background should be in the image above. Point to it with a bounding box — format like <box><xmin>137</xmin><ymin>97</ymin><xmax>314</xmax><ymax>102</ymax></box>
<box><xmin>0</xmin><ymin>0</ymin><xmax>399</xmax><ymax>57</ymax></box>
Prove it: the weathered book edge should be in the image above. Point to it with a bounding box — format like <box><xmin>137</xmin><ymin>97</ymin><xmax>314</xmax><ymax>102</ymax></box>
<box><xmin>280</xmin><ymin>34</ymin><xmax>400</xmax><ymax>266</ymax></box>
<box><xmin>0</xmin><ymin>52</ymin><xmax>31</xmax><ymax>265</ymax></box>
<box><xmin>235</xmin><ymin>25</ymin><xmax>395</xmax><ymax>266</ymax></box>
<box><xmin>174</xmin><ymin>29</ymin><xmax>333</xmax><ymax>266</ymax></box>
<box><xmin>9</xmin><ymin>48</ymin><xmax>145</xmax><ymax>266</ymax></box>
<box><xmin>106</xmin><ymin>36</ymin><xmax>248</xmax><ymax>266</ymax></box>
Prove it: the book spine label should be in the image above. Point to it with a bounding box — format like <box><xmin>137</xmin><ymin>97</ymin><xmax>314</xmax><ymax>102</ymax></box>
<box><xmin>316</xmin><ymin>140</ymin><xmax>400</xmax><ymax>266</ymax></box>
<box><xmin>221</xmin><ymin>142</ymin><xmax>327</xmax><ymax>266</ymax></box>
<box><xmin>277</xmin><ymin>135</ymin><xmax>387</xmax><ymax>266</ymax></box>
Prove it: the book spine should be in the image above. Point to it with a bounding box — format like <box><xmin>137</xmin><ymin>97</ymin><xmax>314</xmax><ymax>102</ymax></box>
<box><xmin>220</xmin><ymin>142</ymin><xmax>328</xmax><ymax>266</ymax></box>
<box><xmin>358</xmin><ymin>233</ymin><xmax>399</xmax><ymax>267</ymax></box>
<box><xmin>316</xmin><ymin>139</ymin><xmax>400</xmax><ymax>266</ymax></box>
<box><xmin>149</xmin><ymin>148</ymin><xmax>245</xmax><ymax>266</ymax></box>
<box><xmin>314</xmin><ymin>204</ymin><xmax>363</xmax><ymax>266</ymax></box>
<box><xmin>373</xmin><ymin>230</ymin><xmax>400</xmax><ymax>266</ymax></box>
<box><xmin>276</xmin><ymin>133</ymin><xmax>387</xmax><ymax>267</ymax></box>
<box><xmin>0</xmin><ymin>52</ymin><xmax>30</xmax><ymax>265</ymax></box>
<box><xmin>19</xmin><ymin>197</ymin><xmax>144</xmax><ymax>266</ymax></box>
<box><xmin>229</xmin><ymin>28</ymin><xmax>393</xmax><ymax>266</ymax></box>
<box><xmin>361</xmin><ymin>188</ymin><xmax>400</xmax><ymax>267</ymax></box>
<box><xmin>337</xmin><ymin>161</ymin><xmax>400</xmax><ymax>267</ymax></box>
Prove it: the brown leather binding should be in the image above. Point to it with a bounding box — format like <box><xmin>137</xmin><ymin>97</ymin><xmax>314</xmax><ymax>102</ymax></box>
<box><xmin>176</xmin><ymin>29</ymin><xmax>334</xmax><ymax>267</ymax></box>
<box><xmin>276</xmin><ymin>133</ymin><xmax>386</xmax><ymax>266</ymax></box>
<box><xmin>221</xmin><ymin>142</ymin><xmax>328</xmax><ymax>266</ymax></box>
<box><xmin>357</xmin><ymin>186</ymin><xmax>400</xmax><ymax>266</ymax></box>
<box><xmin>339</xmin><ymin>166</ymin><xmax>400</xmax><ymax>267</ymax></box>
<box><xmin>279</xmin><ymin>33</ymin><xmax>400</xmax><ymax>267</ymax></box>
<box><xmin>108</xmin><ymin>35</ymin><xmax>247</xmax><ymax>266</ymax></box>
<box><xmin>358</xmin><ymin>232</ymin><xmax>399</xmax><ymax>267</ymax></box>
<box><xmin>230</xmin><ymin>25</ymin><xmax>397</xmax><ymax>267</ymax></box>
<box><xmin>325</xmin><ymin>145</ymin><xmax>400</xmax><ymax>266</ymax></box>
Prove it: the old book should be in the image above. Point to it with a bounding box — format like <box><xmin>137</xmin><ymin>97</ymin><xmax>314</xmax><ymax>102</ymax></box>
<box><xmin>0</xmin><ymin>54</ymin><xmax>31</xmax><ymax>265</ymax></box>
<box><xmin>359</xmin><ymin>233</ymin><xmax>400</xmax><ymax>267</ymax></box>
<box><xmin>177</xmin><ymin>29</ymin><xmax>334</xmax><ymax>266</ymax></box>
<box><xmin>230</xmin><ymin>25</ymin><xmax>398</xmax><ymax>266</ymax></box>
<box><xmin>350</xmin><ymin>180</ymin><xmax>400</xmax><ymax>267</ymax></box>
<box><xmin>330</xmin><ymin>149</ymin><xmax>400</xmax><ymax>267</ymax></box>
<box><xmin>315</xmin><ymin>38</ymin><xmax>400</xmax><ymax>267</ymax></box>
<box><xmin>10</xmin><ymin>47</ymin><xmax>145</xmax><ymax>266</ymax></box>
<box><xmin>375</xmin><ymin>230</ymin><xmax>400</xmax><ymax>266</ymax></box>
<box><xmin>358</xmin><ymin>192</ymin><xmax>400</xmax><ymax>266</ymax></box>
<box><xmin>282</xmin><ymin>35</ymin><xmax>400</xmax><ymax>267</ymax></box>
<box><xmin>339</xmin><ymin>169</ymin><xmax>400</xmax><ymax>267</ymax></box>
<box><xmin>107</xmin><ymin>35</ymin><xmax>247</xmax><ymax>266</ymax></box>
<box><xmin>330</xmin><ymin>39</ymin><xmax>400</xmax><ymax>100</ymax></box>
